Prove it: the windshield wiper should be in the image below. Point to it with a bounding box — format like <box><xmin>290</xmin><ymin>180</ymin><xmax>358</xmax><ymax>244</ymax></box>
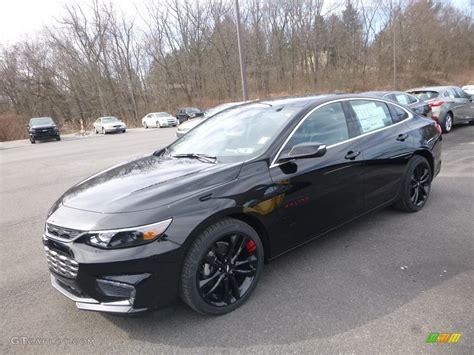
<box><xmin>171</xmin><ymin>153</ymin><xmax>218</xmax><ymax>164</ymax></box>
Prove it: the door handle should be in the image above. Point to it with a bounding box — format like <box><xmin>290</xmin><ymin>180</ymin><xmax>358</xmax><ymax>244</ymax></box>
<box><xmin>345</xmin><ymin>151</ymin><xmax>360</xmax><ymax>160</ymax></box>
<box><xmin>396</xmin><ymin>133</ymin><xmax>408</xmax><ymax>141</ymax></box>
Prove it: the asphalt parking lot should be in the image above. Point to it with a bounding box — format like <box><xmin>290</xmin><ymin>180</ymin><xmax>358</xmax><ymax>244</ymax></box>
<box><xmin>1</xmin><ymin>125</ymin><xmax>473</xmax><ymax>353</ymax></box>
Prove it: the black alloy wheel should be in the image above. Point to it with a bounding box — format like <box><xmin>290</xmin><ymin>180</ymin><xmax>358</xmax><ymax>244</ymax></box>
<box><xmin>180</xmin><ymin>218</ymin><xmax>263</xmax><ymax>314</ymax></box>
<box><xmin>198</xmin><ymin>233</ymin><xmax>258</xmax><ymax>308</ymax></box>
<box><xmin>409</xmin><ymin>164</ymin><xmax>430</xmax><ymax>207</ymax></box>
<box><xmin>393</xmin><ymin>156</ymin><xmax>432</xmax><ymax>212</ymax></box>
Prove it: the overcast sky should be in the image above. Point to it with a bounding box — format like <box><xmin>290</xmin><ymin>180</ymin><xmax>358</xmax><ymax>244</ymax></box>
<box><xmin>0</xmin><ymin>0</ymin><xmax>471</xmax><ymax>45</ymax></box>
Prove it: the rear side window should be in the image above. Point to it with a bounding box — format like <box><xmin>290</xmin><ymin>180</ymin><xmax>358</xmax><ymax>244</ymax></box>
<box><xmin>392</xmin><ymin>93</ymin><xmax>410</xmax><ymax>105</ymax></box>
<box><xmin>389</xmin><ymin>104</ymin><xmax>409</xmax><ymax>123</ymax></box>
<box><xmin>348</xmin><ymin>100</ymin><xmax>393</xmax><ymax>134</ymax></box>
<box><xmin>454</xmin><ymin>88</ymin><xmax>468</xmax><ymax>99</ymax></box>
<box><xmin>444</xmin><ymin>88</ymin><xmax>458</xmax><ymax>98</ymax></box>
<box><xmin>286</xmin><ymin>102</ymin><xmax>349</xmax><ymax>148</ymax></box>
<box><xmin>406</xmin><ymin>94</ymin><xmax>418</xmax><ymax>104</ymax></box>
<box><xmin>410</xmin><ymin>91</ymin><xmax>439</xmax><ymax>100</ymax></box>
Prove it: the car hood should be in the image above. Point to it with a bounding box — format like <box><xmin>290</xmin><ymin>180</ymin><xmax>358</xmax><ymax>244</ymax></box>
<box><xmin>103</xmin><ymin>122</ymin><xmax>124</xmax><ymax>127</ymax></box>
<box><xmin>60</xmin><ymin>154</ymin><xmax>242</xmax><ymax>213</ymax></box>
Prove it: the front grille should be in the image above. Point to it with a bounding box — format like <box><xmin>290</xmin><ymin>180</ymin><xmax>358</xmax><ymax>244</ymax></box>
<box><xmin>46</xmin><ymin>224</ymin><xmax>82</xmax><ymax>241</ymax></box>
<box><xmin>167</xmin><ymin>119</ymin><xmax>175</xmax><ymax>125</ymax></box>
<box><xmin>44</xmin><ymin>245</ymin><xmax>79</xmax><ymax>279</ymax></box>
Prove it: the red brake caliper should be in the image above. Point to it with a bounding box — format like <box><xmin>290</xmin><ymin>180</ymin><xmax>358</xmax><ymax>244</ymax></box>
<box><xmin>245</xmin><ymin>240</ymin><xmax>257</xmax><ymax>254</ymax></box>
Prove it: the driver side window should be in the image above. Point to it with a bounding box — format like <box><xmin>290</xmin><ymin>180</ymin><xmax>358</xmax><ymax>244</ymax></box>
<box><xmin>286</xmin><ymin>102</ymin><xmax>349</xmax><ymax>150</ymax></box>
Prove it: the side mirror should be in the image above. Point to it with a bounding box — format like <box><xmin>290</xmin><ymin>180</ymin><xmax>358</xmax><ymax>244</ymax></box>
<box><xmin>278</xmin><ymin>143</ymin><xmax>327</xmax><ymax>163</ymax></box>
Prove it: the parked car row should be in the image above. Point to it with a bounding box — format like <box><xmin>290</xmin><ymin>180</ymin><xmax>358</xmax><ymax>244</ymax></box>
<box><xmin>26</xmin><ymin>84</ymin><xmax>473</xmax><ymax>144</ymax></box>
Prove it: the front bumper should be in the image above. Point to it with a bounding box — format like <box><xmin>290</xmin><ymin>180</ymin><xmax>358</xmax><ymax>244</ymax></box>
<box><xmin>51</xmin><ymin>275</ymin><xmax>145</xmax><ymax>313</ymax></box>
<box><xmin>43</xmin><ymin>231</ymin><xmax>184</xmax><ymax>314</ymax></box>
<box><xmin>104</xmin><ymin>127</ymin><xmax>126</xmax><ymax>133</ymax></box>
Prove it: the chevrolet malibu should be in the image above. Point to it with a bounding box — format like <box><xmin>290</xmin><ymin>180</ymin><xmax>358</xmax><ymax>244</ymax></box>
<box><xmin>44</xmin><ymin>95</ymin><xmax>442</xmax><ymax>315</ymax></box>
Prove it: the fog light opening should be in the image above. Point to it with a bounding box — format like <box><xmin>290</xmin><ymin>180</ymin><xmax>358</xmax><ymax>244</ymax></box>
<box><xmin>96</xmin><ymin>279</ymin><xmax>136</xmax><ymax>305</ymax></box>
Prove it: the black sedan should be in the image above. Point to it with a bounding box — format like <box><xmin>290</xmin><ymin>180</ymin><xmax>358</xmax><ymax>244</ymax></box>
<box><xmin>27</xmin><ymin>117</ymin><xmax>61</xmax><ymax>144</ymax></box>
<box><xmin>43</xmin><ymin>95</ymin><xmax>442</xmax><ymax>315</ymax></box>
<box><xmin>362</xmin><ymin>91</ymin><xmax>432</xmax><ymax>117</ymax></box>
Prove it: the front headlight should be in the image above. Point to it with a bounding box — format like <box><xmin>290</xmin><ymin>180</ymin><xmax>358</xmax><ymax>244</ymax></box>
<box><xmin>85</xmin><ymin>219</ymin><xmax>172</xmax><ymax>249</ymax></box>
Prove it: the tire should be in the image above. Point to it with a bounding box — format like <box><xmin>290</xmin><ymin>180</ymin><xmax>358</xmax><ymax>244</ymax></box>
<box><xmin>122</xmin><ymin>129</ymin><xmax>126</xmax><ymax>133</ymax></box>
<box><xmin>30</xmin><ymin>137</ymin><xmax>36</xmax><ymax>144</ymax></box>
<box><xmin>143</xmin><ymin>122</ymin><xmax>148</xmax><ymax>129</ymax></box>
<box><xmin>56</xmin><ymin>135</ymin><xmax>61</xmax><ymax>141</ymax></box>
<box><xmin>102</xmin><ymin>127</ymin><xmax>106</xmax><ymax>135</ymax></box>
<box><xmin>393</xmin><ymin>156</ymin><xmax>432</xmax><ymax>212</ymax></box>
<box><xmin>441</xmin><ymin>112</ymin><xmax>453</xmax><ymax>133</ymax></box>
<box><xmin>180</xmin><ymin>218</ymin><xmax>264</xmax><ymax>315</ymax></box>
<box><xmin>469</xmin><ymin>120</ymin><xmax>474</xmax><ymax>125</ymax></box>
<box><xmin>156</xmin><ymin>121</ymin><xmax>162</xmax><ymax>128</ymax></box>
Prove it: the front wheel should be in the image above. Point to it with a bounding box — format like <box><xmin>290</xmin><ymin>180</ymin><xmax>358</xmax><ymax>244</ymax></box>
<box><xmin>56</xmin><ymin>135</ymin><xmax>61</xmax><ymax>141</ymax></box>
<box><xmin>180</xmin><ymin>218</ymin><xmax>264</xmax><ymax>315</ymax></box>
<box><xmin>102</xmin><ymin>127</ymin><xmax>106</xmax><ymax>135</ymax></box>
<box><xmin>30</xmin><ymin>137</ymin><xmax>36</xmax><ymax>144</ymax></box>
<box><xmin>441</xmin><ymin>112</ymin><xmax>453</xmax><ymax>133</ymax></box>
<box><xmin>393</xmin><ymin>156</ymin><xmax>432</xmax><ymax>212</ymax></box>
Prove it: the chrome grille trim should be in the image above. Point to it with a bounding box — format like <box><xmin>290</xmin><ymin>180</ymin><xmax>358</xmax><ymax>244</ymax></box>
<box><xmin>44</xmin><ymin>245</ymin><xmax>79</xmax><ymax>279</ymax></box>
<box><xmin>45</xmin><ymin>224</ymin><xmax>85</xmax><ymax>242</ymax></box>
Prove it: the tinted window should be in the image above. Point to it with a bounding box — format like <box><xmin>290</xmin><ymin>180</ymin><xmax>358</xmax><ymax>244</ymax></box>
<box><xmin>286</xmin><ymin>102</ymin><xmax>349</xmax><ymax>148</ymax></box>
<box><xmin>349</xmin><ymin>100</ymin><xmax>393</xmax><ymax>134</ymax></box>
<box><xmin>389</xmin><ymin>104</ymin><xmax>409</xmax><ymax>123</ymax></box>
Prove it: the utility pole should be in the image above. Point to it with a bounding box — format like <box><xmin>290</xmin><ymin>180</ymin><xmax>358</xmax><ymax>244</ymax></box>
<box><xmin>235</xmin><ymin>0</ymin><xmax>248</xmax><ymax>101</ymax></box>
<box><xmin>391</xmin><ymin>0</ymin><xmax>397</xmax><ymax>90</ymax></box>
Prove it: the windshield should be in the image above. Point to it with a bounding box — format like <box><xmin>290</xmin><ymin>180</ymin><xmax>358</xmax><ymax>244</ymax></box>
<box><xmin>205</xmin><ymin>103</ymin><xmax>237</xmax><ymax>117</ymax></box>
<box><xmin>30</xmin><ymin>117</ymin><xmax>54</xmax><ymax>126</ymax></box>
<box><xmin>167</xmin><ymin>103</ymin><xmax>299</xmax><ymax>162</ymax></box>
<box><xmin>102</xmin><ymin>117</ymin><xmax>120</xmax><ymax>123</ymax></box>
<box><xmin>409</xmin><ymin>91</ymin><xmax>439</xmax><ymax>100</ymax></box>
<box><xmin>186</xmin><ymin>108</ymin><xmax>201</xmax><ymax>113</ymax></box>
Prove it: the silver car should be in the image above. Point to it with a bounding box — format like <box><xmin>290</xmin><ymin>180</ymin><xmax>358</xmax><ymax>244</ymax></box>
<box><xmin>407</xmin><ymin>86</ymin><xmax>474</xmax><ymax>133</ymax></box>
<box><xmin>176</xmin><ymin>101</ymin><xmax>247</xmax><ymax>138</ymax></box>
<box><xmin>93</xmin><ymin>116</ymin><xmax>126</xmax><ymax>134</ymax></box>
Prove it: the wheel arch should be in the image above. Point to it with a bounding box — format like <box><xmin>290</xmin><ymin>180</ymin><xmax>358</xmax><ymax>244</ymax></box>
<box><xmin>413</xmin><ymin>149</ymin><xmax>434</xmax><ymax>177</ymax></box>
<box><xmin>180</xmin><ymin>209</ymin><xmax>271</xmax><ymax>262</ymax></box>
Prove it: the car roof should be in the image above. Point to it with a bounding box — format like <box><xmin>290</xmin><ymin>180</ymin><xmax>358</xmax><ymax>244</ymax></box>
<box><xmin>252</xmin><ymin>93</ymin><xmax>405</xmax><ymax>109</ymax></box>
<box><xmin>407</xmin><ymin>86</ymin><xmax>456</xmax><ymax>92</ymax></box>
<box><xmin>361</xmin><ymin>90</ymin><xmax>411</xmax><ymax>97</ymax></box>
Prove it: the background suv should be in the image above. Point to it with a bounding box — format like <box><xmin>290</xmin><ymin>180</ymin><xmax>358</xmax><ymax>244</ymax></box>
<box><xmin>27</xmin><ymin>117</ymin><xmax>60</xmax><ymax>144</ymax></box>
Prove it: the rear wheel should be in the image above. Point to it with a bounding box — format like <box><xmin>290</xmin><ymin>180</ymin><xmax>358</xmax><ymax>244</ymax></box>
<box><xmin>441</xmin><ymin>112</ymin><xmax>453</xmax><ymax>133</ymax></box>
<box><xmin>393</xmin><ymin>156</ymin><xmax>432</xmax><ymax>212</ymax></box>
<box><xmin>180</xmin><ymin>218</ymin><xmax>263</xmax><ymax>315</ymax></box>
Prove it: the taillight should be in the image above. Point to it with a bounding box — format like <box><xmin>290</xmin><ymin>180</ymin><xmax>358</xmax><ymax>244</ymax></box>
<box><xmin>434</xmin><ymin>122</ymin><xmax>442</xmax><ymax>135</ymax></box>
<box><xmin>429</xmin><ymin>101</ymin><xmax>445</xmax><ymax>107</ymax></box>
